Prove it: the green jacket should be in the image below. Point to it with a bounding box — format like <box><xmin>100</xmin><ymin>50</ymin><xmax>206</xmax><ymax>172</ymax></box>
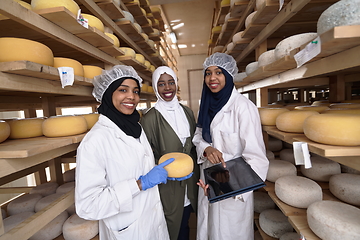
<box><xmin>140</xmin><ymin>104</ymin><xmax>199</xmax><ymax>240</ymax></box>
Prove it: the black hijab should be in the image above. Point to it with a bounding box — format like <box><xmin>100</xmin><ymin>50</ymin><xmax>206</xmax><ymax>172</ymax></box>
<box><xmin>97</xmin><ymin>77</ymin><xmax>142</xmax><ymax>138</ymax></box>
<box><xmin>197</xmin><ymin>67</ymin><xmax>234</xmax><ymax>143</ymax></box>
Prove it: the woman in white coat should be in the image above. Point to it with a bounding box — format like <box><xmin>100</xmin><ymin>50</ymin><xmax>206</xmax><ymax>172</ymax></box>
<box><xmin>75</xmin><ymin>65</ymin><xmax>172</xmax><ymax>240</ymax></box>
<box><xmin>193</xmin><ymin>53</ymin><xmax>269</xmax><ymax>240</ymax></box>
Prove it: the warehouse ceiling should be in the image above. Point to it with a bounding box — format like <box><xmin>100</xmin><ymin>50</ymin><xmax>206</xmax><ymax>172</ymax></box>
<box><xmin>149</xmin><ymin>0</ymin><xmax>217</xmax><ymax>56</ymax></box>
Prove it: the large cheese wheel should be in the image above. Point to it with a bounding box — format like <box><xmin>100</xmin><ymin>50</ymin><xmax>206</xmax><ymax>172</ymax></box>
<box><xmin>0</xmin><ymin>120</ymin><xmax>10</xmax><ymax>143</ymax></box>
<box><xmin>141</xmin><ymin>33</ymin><xmax>149</xmax><ymax>42</ymax></box>
<box><xmin>53</xmin><ymin>57</ymin><xmax>84</xmax><ymax>77</ymax></box>
<box><xmin>79</xmin><ymin>113</ymin><xmax>99</xmax><ymax>130</ymax></box>
<box><xmin>147</xmin><ymin>40</ymin><xmax>155</xmax><ymax>48</ymax></box>
<box><xmin>266</xmin><ymin>160</ymin><xmax>297</xmax><ymax>182</ymax></box>
<box><xmin>323</xmin><ymin>108</ymin><xmax>360</xmax><ymax>115</ymax></box>
<box><xmin>258</xmin><ymin>49</ymin><xmax>276</xmax><ymax>67</ymax></box>
<box><xmin>212</xmin><ymin>45</ymin><xmax>225</xmax><ymax>53</ymax></box>
<box><xmin>62</xmin><ymin>214</ymin><xmax>99</xmax><ymax>240</ymax></box>
<box><xmin>149</xmin><ymin>29</ymin><xmax>160</xmax><ymax>37</ymax></box>
<box><xmin>245</xmin><ymin>61</ymin><xmax>259</xmax><ymax>75</ymax></box>
<box><xmin>303</xmin><ymin>114</ymin><xmax>360</xmax><ymax>146</ymax></box>
<box><xmin>226</xmin><ymin>42</ymin><xmax>235</xmax><ymax>52</ymax></box>
<box><xmin>268</xmin><ymin>137</ymin><xmax>283</xmax><ymax>152</ymax></box>
<box><xmin>245</xmin><ymin>11</ymin><xmax>257</xmax><ymax>28</ymax></box>
<box><xmin>42</xmin><ymin>115</ymin><xmax>88</xmax><ymax>137</ymax></box>
<box><xmin>8</xmin><ymin>118</ymin><xmax>44</xmax><ymax>139</ymax></box>
<box><xmin>3</xmin><ymin>212</ymin><xmax>35</xmax><ymax>234</ymax></box>
<box><xmin>232</xmin><ymin>31</ymin><xmax>247</xmax><ymax>43</ymax></box>
<box><xmin>7</xmin><ymin>193</ymin><xmax>42</xmax><ymax>216</ymax></box>
<box><xmin>275</xmin><ymin>175</ymin><xmax>322</xmax><ymax>208</ymax></box>
<box><xmin>35</xmin><ymin>193</ymin><xmax>64</xmax><ymax>212</ymax></box>
<box><xmin>300</xmin><ymin>156</ymin><xmax>341</xmax><ymax>182</ymax></box>
<box><xmin>212</xmin><ymin>26</ymin><xmax>222</xmax><ymax>33</ymax></box>
<box><xmin>105</xmin><ymin>33</ymin><xmax>120</xmax><ymax>47</ymax></box>
<box><xmin>279</xmin><ymin>148</ymin><xmax>295</xmax><ymax>164</ymax></box>
<box><xmin>294</xmin><ymin>105</ymin><xmax>329</xmax><ymax>113</ymax></box>
<box><xmin>29</xmin><ymin>211</ymin><xmax>69</xmax><ymax>240</ymax></box>
<box><xmin>30</xmin><ymin>182</ymin><xmax>59</xmax><ymax>197</ymax></box>
<box><xmin>329</xmin><ymin>173</ymin><xmax>360</xmax><ymax>206</ymax></box>
<box><xmin>276</xmin><ymin>110</ymin><xmax>319</xmax><ymax>133</ymax></box>
<box><xmin>81</xmin><ymin>14</ymin><xmax>105</xmax><ymax>32</ymax></box>
<box><xmin>307</xmin><ymin>201</ymin><xmax>360</xmax><ymax>240</ymax></box>
<box><xmin>144</xmin><ymin>60</ymin><xmax>151</xmax><ymax>69</ymax></box>
<box><xmin>83</xmin><ymin>65</ymin><xmax>103</xmax><ymax>79</ymax></box>
<box><xmin>63</xmin><ymin>168</ymin><xmax>76</xmax><ymax>182</ymax></box>
<box><xmin>31</xmin><ymin>0</ymin><xmax>80</xmax><ymax>16</ymax></box>
<box><xmin>158</xmin><ymin>152</ymin><xmax>193</xmax><ymax>178</ymax></box>
<box><xmin>56</xmin><ymin>182</ymin><xmax>75</xmax><ymax>194</ymax></box>
<box><xmin>0</xmin><ymin>37</ymin><xmax>54</xmax><ymax>66</ymax></box>
<box><xmin>266</xmin><ymin>150</ymin><xmax>275</xmax><ymax>160</ymax></box>
<box><xmin>274</xmin><ymin>33</ymin><xmax>318</xmax><ymax>60</ymax></box>
<box><xmin>118</xmin><ymin>47</ymin><xmax>136</xmax><ymax>58</ymax></box>
<box><xmin>317</xmin><ymin>0</ymin><xmax>360</xmax><ymax>35</ymax></box>
<box><xmin>135</xmin><ymin>54</ymin><xmax>145</xmax><ymax>64</ymax></box>
<box><xmin>258</xmin><ymin>108</ymin><xmax>289</xmax><ymax>126</ymax></box>
<box><xmin>259</xmin><ymin>209</ymin><xmax>293</xmax><ymax>238</ymax></box>
<box><xmin>134</xmin><ymin>23</ymin><xmax>142</xmax><ymax>32</ymax></box>
<box><xmin>254</xmin><ymin>192</ymin><xmax>276</xmax><ymax>213</ymax></box>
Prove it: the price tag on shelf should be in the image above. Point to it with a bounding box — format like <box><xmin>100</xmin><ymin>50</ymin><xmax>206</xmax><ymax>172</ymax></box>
<box><xmin>294</xmin><ymin>36</ymin><xmax>321</xmax><ymax>68</ymax></box>
<box><xmin>58</xmin><ymin>67</ymin><xmax>75</xmax><ymax>88</ymax></box>
<box><xmin>77</xmin><ymin>9</ymin><xmax>89</xmax><ymax>29</ymax></box>
<box><xmin>293</xmin><ymin>142</ymin><xmax>312</xmax><ymax>169</ymax></box>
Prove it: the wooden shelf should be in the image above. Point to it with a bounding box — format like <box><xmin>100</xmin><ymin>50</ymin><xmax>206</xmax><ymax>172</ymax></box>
<box><xmin>95</xmin><ymin>0</ymin><xmax>125</xmax><ymax>20</ymax></box>
<box><xmin>230</xmin><ymin>1</ymin><xmax>250</xmax><ymax>18</ymax></box>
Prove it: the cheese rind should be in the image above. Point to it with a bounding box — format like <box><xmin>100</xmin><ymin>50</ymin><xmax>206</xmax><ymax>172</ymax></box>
<box><xmin>258</xmin><ymin>108</ymin><xmax>289</xmax><ymax>126</ymax></box>
<box><xmin>42</xmin><ymin>115</ymin><xmax>88</xmax><ymax>137</ymax></box>
<box><xmin>8</xmin><ymin>118</ymin><xmax>44</xmax><ymax>139</ymax></box>
<box><xmin>30</xmin><ymin>182</ymin><xmax>59</xmax><ymax>197</ymax></box>
<box><xmin>276</xmin><ymin>110</ymin><xmax>319</xmax><ymax>133</ymax></box>
<box><xmin>79</xmin><ymin>113</ymin><xmax>99</xmax><ymax>130</ymax></box>
<box><xmin>54</xmin><ymin>57</ymin><xmax>84</xmax><ymax>77</ymax></box>
<box><xmin>266</xmin><ymin>160</ymin><xmax>297</xmax><ymax>182</ymax></box>
<box><xmin>300</xmin><ymin>156</ymin><xmax>341</xmax><ymax>182</ymax></box>
<box><xmin>7</xmin><ymin>193</ymin><xmax>42</xmax><ymax>216</ymax></box>
<box><xmin>62</xmin><ymin>214</ymin><xmax>99</xmax><ymax>240</ymax></box>
<box><xmin>274</xmin><ymin>33</ymin><xmax>318</xmax><ymax>60</ymax></box>
<box><xmin>158</xmin><ymin>152</ymin><xmax>194</xmax><ymax>178</ymax></box>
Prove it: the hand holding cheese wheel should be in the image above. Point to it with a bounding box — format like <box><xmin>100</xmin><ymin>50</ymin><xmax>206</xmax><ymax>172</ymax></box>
<box><xmin>158</xmin><ymin>152</ymin><xmax>194</xmax><ymax>179</ymax></box>
<box><xmin>0</xmin><ymin>121</ymin><xmax>10</xmax><ymax>143</ymax></box>
<box><xmin>42</xmin><ymin>115</ymin><xmax>88</xmax><ymax>137</ymax></box>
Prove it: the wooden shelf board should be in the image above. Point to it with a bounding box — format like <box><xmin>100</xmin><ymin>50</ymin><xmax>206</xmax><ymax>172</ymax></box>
<box><xmin>215</xmin><ymin>4</ymin><xmax>230</xmax><ymax>26</ymax></box>
<box><xmin>262</xmin><ymin>126</ymin><xmax>303</xmax><ymax>144</ymax></box>
<box><xmin>230</xmin><ymin>1</ymin><xmax>249</xmax><ymax>18</ymax></box>
<box><xmin>99</xmin><ymin>45</ymin><xmax>125</xmax><ymax>57</ymax></box>
<box><xmin>115</xmin><ymin>21</ymin><xmax>145</xmax><ymax>42</ymax></box>
<box><xmin>142</xmin><ymin>24</ymin><xmax>154</xmax><ymax>34</ymax></box>
<box><xmin>115</xmin><ymin>56</ymin><xmax>150</xmax><ymax>74</ymax></box>
<box><xmin>288</xmin><ymin>215</ymin><xmax>321</xmax><ymax>240</ymax></box>
<box><xmin>96</xmin><ymin>1</ymin><xmax>124</xmax><ymax>20</ymax></box>
<box><xmin>268</xmin><ymin>191</ymin><xmax>307</xmax><ymax>216</ymax></box>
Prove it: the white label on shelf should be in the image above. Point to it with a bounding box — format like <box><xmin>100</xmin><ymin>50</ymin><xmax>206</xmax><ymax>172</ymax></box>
<box><xmin>300</xmin><ymin>233</ymin><xmax>306</xmax><ymax>240</ymax></box>
<box><xmin>77</xmin><ymin>9</ymin><xmax>89</xmax><ymax>29</ymax></box>
<box><xmin>279</xmin><ymin>0</ymin><xmax>284</xmax><ymax>11</ymax></box>
<box><xmin>294</xmin><ymin>36</ymin><xmax>321</xmax><ymax>68</ymax></box>
<box><xmin>293</xmin><ymin>142</ymin><xmax>312</xmax><ymax>169</ymax></box>
<box><xmin>58</xmin><ymin>67</ymin><xmax>75</xmax><ymax>88</ymax></box>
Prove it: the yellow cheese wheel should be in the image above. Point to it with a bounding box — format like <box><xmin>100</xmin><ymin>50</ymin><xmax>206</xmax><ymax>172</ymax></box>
<box><xmin>276</xmin><ymin>110</ymin><xmax>319</xmax><ymax>133</ymax></box>
<box><xmin>83</xmin><ymin>65</ymin><xmax>103</xmax><ymax>79</ymax></box>
<box><xmin>53</xmin><ymin>57</ymin><xmax>84</xmax><ymax>77</ymax></box>
<box><xmin>149</xmin><ymin>65</ymin><xmax>155</xmax><ymax>72</ymax></box>
<box><xmin>118</xmin><ymin>47</ymin><xmax>136</xmax><ymax>58</ymax></box>
<box><xmin>303</xmin><ymin>114</ymin><xmax>360</xmax><ymax>146</ymax></box>
<box><xmin>104</xmin><ymin>33</ymin><xmax>120</xmax><ymax>47</ymax></box>
<box><xmin>144</xmin><ymin>60</ymin><xmax>151</xmax><ymax>69</ymax></box>
<box><xmin>212</xmin><ymin>26</ymin><xmax>222</xmax><ymax>33</ymax></box>
<box><xmin>323</xmin><ymin>108</ymin><xmax>360</xmax><ymax>115</ymax></box>
<box><xmin>150</xmin><ymin>6</ymin><xmax>161</xmax><ymax>14</ymax></box>
<box><xmin>258</xmin><ymin>108</ymin><xmax>290</xmax><ymax>126</ymax></box>
<box><xmin>294</xmin><ymin>105</ymin><xmax>329</xmax><ymax>113</ymax></box>
<box><xmin>42</xmin><ymin>115</ymin><xmax>88</xmax><ymax>137</ymax></box>
<box><xmin>158</xmin><ymin>152</ymin><xmax>193</xmax><ymax>178</ymax></box>
<box><xmin>31</xmin><ymin>0</ymin><xmax>80</xmax><ymax>16</ymax></box>
<box><xmin>135</xmin><ymin>54</ymin><xmax>145</xmax><ymax>64</ymax></box>
<box><xmin>141</xmin><ymin>33</ymin><xmax>149</xmax><ymax>41</ymax></box>
<box><xmin>0</xmin><ymin>121</ymin><xmax>10</xmax><ymax>143</ymax></box>
<box><xmin>221</xmin><ymin>0</ymin><xmax>231</xmax><ymax>6</ymax></box>
<box><xmin>149</xmin><ymin>29</ymin><xmax>160</xmax><ymax>37</ymax></box>
<box><xmin>134</xmin><ymin>23</ymin><xmax>142</xmax><ymax>33</ymax></box>
<box><xmin>1</xmin><ymin>0</ymin><xmax>31</xmax><ymax>20</ymax></box>
<box><xmin>0</xmin><ymin>37</ymin><xmax>54</xmax><ymax>66</ymax></box>
<box><xmin>8</xmin><ymin>118</ymin><xmax>44</xmax><ymax>139</ymax></box>
<box><xmin>81</xmin><ymin>14</ymin><xmax>105</xmax><ymax>32</ymax></box>
<box><xmin>141</xmin><ymin>83</ymin><xmax>148</xmax><ymax>92</ymax></box>
<box><xmin>80</xmin><ymin>113</ymin><xmax>99</xmax><ymax>130</ymax></box>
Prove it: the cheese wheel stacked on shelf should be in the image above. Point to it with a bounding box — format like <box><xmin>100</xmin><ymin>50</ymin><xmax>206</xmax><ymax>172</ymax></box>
<box><xmin>276</xmin><ymin>110</ymin><xmax>319</xmax><ymax>133</ymax></box>
<box><xmin>31</xmin><ymin>0</ymin><xmax>80</xmax><ymax>16</ymax></box>
<box><xmin>53</xmin><ymin>57</ymin><xmax>84</xmax><ymax>77</ymax></box>
<box><xmin>258</xmin><ymin>107</ymin><xmax>289</xmax><ymax>126</ymax></box>
<box><xmin>0</xmin><ymin>120</ymin><xmax>10</xmax><ymax>143</ymax></box>
<box><xmin>83</xmin><ymin>65</ymin><xmax>103</xmax><ymax>79</ymax></box>
<box><xmin>8</xmin><ymin>118</ymin><xmax>45</xmax><ymax>139</ymax></box>
<box><xmin>79</xmin><ymin>113</ymin><xmax>99</xmax><ymax>130</ymax></box>
<box><xmin>42</xmin><ymin>115</ymin><xmax>88</xmax><ymax>137</ymax></box>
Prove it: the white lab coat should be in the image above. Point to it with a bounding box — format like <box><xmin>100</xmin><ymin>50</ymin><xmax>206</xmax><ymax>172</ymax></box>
<box><xmin>193</xmin><ymin>88</ymin><xmax>269</xmax><ymax>240</ymax></box>
<box><xmin>75</xmin><ymin>115</ymin><xmax>169</xmax><ymax>240</ymax></box>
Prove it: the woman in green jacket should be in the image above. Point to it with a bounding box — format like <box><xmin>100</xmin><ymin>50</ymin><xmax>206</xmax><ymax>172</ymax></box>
<box><xmin>140</xmin><ymin>66</ymin><xmax>199</xmax><ymax>240</ymax></box>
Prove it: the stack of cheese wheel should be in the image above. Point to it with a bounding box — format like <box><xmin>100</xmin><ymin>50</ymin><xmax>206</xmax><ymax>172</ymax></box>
<box><xmin>329</xmin><ymin>173</ymin><xmax>360</xmax><ymax>206</ymax></box>
<box><xmin>259</xmin><ymin>209</ymin><xmax>293</xmax><ymax>238</ymax></box>
<box><xmin>317</xmin><ymin>0</ymin><xmax>360</xmax><ymax>35</ymax></box>
<box><xmin>80</xmin><ymin>113</ymin><xmax>99</xmax><ymax>130</ymax></box>
<box><xmin>307</xmin><ymin>200</ymin><xmax>360</xmax><ymax>240</ymax></box>
<box><xmin>105</xmin><ymin>33</ymin><xmax>120</xmax><ymax>47</ymax></box>
<box><xmin>266</xmin><ymin>160</ymin><xmax>297</xmax><ymax>182</ymax></box>
<box><xmin>0</xmin><ymin>0</ymin><xmax>31</xmax><ymax>20</ymax></box>
<box><xmin>274</xmin><ymin>33</ymin><xmax>318</xmax><ymax>60</ymax></box>
<box><xmin>8</xmin><ymin>118</ymin><xmax>44</xmax><ymax>139</ymax></box>
<box><xmin>30</xmin><ymin>182</ymin><xmax>59</xmax><ymax>196</ymax></box>
<box><xmin>83</xmin><ymin>65</ymin><xmax>103</xmax><ymax>79</ymax></box>
<box><xmin>81</xmin><ymin>14</ymin><xmax>105</xmax><ymax>32</ymax></box>
<box><xmin>254</xmin><ymin>192</ymin><xmax>276</xmax><ymax>213</ymax></box>
<box><xmin>258</xmin><ymin>107</ymin><xmax>289</xmax><ymax>126</ymax></box>
<box><xmin>3</xmin><ymin>212</ymin><xmax>35</xmax><ymax>234</ymax></box>
<box><xmin>42</xmin><ymin>115</ymin><xmax>88</xmax><ymax>137</ymax></box>
<box><xmin>276</xmin><ymin>110</ymin><xmax>319</xmax><ymax>133</ymax></box>
<box><xmin>303</xmin><ymin>113</ymin><xmax>360</xmax><ymax>146</ymax></box>
<box><xmin>0</xmin><ymin>120</ymin><xmax>10</xmax><ymax>143</ymax></box>
<box><xmin>300</xmin><ymin>156</ymin><xmax>341</xmax><ymax>182</ymax></box>
<box><xmin>53</xmin><ymin>57</ymin><xmax>84</xmax><ymax>77</ymax></box>
<box><xmin>158</xmin><ymin>152</ymin><xmax>193</xmax><ymax>178</ymax></box>
<box><xmin>7</xmin><ymin>194</ymin><xmax>42</xmax><ymax>216</ymax></box>
<box><xmin>0</xmin><ymin>37</ymin><xmax>54</xmax><ymax>66</ymax></box>
<box><xmin>294</xmin><ymin>105</ymin><xmax>329</xmax><ymax>113</ymax></box>
<box><xmin>31</xmin><ymin>0</ymin><xmax>80</xmax><ymax>16</ymax></box>
<box><xmin>275</xmin><ymin>175</ymin><xmax>322</xmax><ymax>208</ymax></box>
<box><xmin>63</xmin><ymin>214</ymin><xmax>99</xmax><ymax>240</ymax></box>
<box><xmin>245</xmin><ymin>61</ymin><xmax>259</xmax><ymax>75</ymax></box>
<box><xmin>118</xmin><ymin>47</ymin><xmax>136</xmax><ymax>58</ymax></box>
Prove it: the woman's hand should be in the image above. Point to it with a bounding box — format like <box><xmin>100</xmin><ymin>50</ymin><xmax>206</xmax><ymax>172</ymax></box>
<box><xmin>204</xmin><ymin>146</ymin><xmax>226</xmax><ymax>168</ymax></box>
<box><xmin>197</xmin><ymin>179</ymin><xmax>209</xmax><ymax>196</ymax></box>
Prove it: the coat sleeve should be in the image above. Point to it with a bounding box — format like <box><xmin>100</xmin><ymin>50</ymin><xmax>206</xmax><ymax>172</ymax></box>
<box><xmin>192</xmin><ymin>127</ymin><xmax>211</xmax><ymax>164</ymax></box>
<box><xmin>75</xmin><ymin>134</ymin><xmax>140</xmax><ymax>221</ymax></box>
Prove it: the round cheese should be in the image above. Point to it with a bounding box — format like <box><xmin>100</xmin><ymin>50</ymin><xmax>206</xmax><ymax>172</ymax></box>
<box><xmin>29</xmin><ymin>211</ymin><xmax>68</xmax><ymax>240</ymax></box>
<box><xmin>245</xmin><ymin>11</ymin><xmax>257</xmax><ymax>28</ymax></box>
<box><xmin>42</xmin><ymin>115</ymin><xmax>88</xmax><ymax>137</ymax></box>
<box><xmin>148</xmin><ymin>39</ymin><xmax>155</xmax><ymax>48</ymax></box>
<box><xmin>233</xmin><ymin>72</ymin><xmax>247</xmax><ymax>82</ymax></box>
<box><xmin>212</xmin><ymin>45</ymin><xmax>225</xmax><ymax>53</ymax></box>
<box><xmin>276</xmin><ymin>110</ymin><xmax>319</xmax><ymax>133</ymax></box>
<box><xmin>212</xmin><ymin>26</ymin><xmax>222</xmax><ymax>33</ymax></box>
<box><xmin>340</xmin><ymin>164</ymin><xmax>360</xmax><ymax>174</ymax></box>
<box><xmin>3</xmin><ymin>212</ymin><xmax>35</xmax><ymax>234</ymax></box>
<box><xmin>79</xmin><ymin>113</ymin><xmax>99</xmax><ymax>130</ymax></box>
<box><xmin>329</xmin><ymin>173</ymin><xmax>360</xmax><ymax>206</ymax></box>
<box><xmin>245</xmin><ymin>61</ymin><xmax>259</xmax><ymax>75</ymax></box>
<box><xmin>266</xmin><ymin>160</ymin><xmax>297</xmax><ymax>182</ymax></box>
<box><xmin>294</xmin><ymin>105</ymin><xmax>329</xmax><ymax>113</ymax></box>
<box><xmin>303</xmin><ymin>113</ymin><xmax>360</xmax><ymax>146</ymax></box>
<box><xmin>149</xmin><ymin>65</ymin><xmax>155</xmax><ymax>73</ymax></box>
<box><xmin>83</xmin><ymin>65</ymin><xmax>103</xmax><ymax>79</ymax></box>
<box><xmin>221</xmin><ymin>0</ymin><xmax>230</xmax><ymax>6</ymax></box>
<box><xmin>329</xmin><ymin>102</ymin><xmax>360</xmax><ymax>109</ymax></box>
<box><xmin>232</xmin><ymin>31</ymin><xmax>246</xmax><ymax>43</ymax></box>
<box><xmin>150</xmin><ymin>6</ymin><xmax>161</xmax><ymax>14</ymax></box>
<box><xmin>266</xmin><ymin>150</ymin><xmax>275</xmax><ymax>160</ymax></box>
<box><xmin>279</xmin><ymin>148</ymin><xmax>295</xmax><ymax>164</ymax></box>
<box><xmin>144</xmin><ymin>60</ymin><xmax>151</xmax><ymax>69</ymax></box>
<box><xmin>134</xmin><ymin>23</ymin><xmax>142</xmax><ymax>32</ymax></box>
<box><xmin>274</xmin><ymin>33</ymin><xmax>318</xmax><ymax>60</ymax></box>
<box><xmin>226</xmin><ymin>42</ymin><xmax>235</xmax><ymax>52</ymax></box>
<box><xmin>141</xmin><ymin>33</ymin><xmax>149</xmax><ymax>42</ymax></box>
<box><xmin>31</xmin><ymin>0</ymin><xmax>80</xmax><ymax>16</ymax></box>
<box><xmin>81</xmin><ymin>14</ymin><xmax>104</xmax><ymax>32</ymax></box>
<box><xmin>0</xmin><ymin>120</ymin><xmax>10</xmax><ymax>143</ymax></box>
<box><xmin>30</xmin><ymin>182</ymin><xmax>59</xmax><ymax>197</ymax></box>
<box><xmin>118</xmin><ymin>47</ymin><xmax>136</xmax><ymax>58</ymax></box>
<box><xmin>158</xmin><ymin>152</ymin><xmax>194</xmax><ymax>178</ymax></box>
<box><xmin>105</xmin><ymin>33</ymin><xmax>120</xmax><ymax>47</ymax></box>
<box><xmin>254</xmin><ymin>192</ymin><xmax>276</xmax><ymax>213</ymax></box>
<box><xmin>300</xmin><ymin>156</ymin><xmax>341</xmax><ymax>182</ymax></box>
<box><xmin>7</xmin><ymin>193</ymin><xmax>42</xmax><ymax>216</ymax></box>
<box><xmin>258</xmin><ymin>107</ymin><xmax>289</xmax><ymax>126</ymax></box>
<box><xmin>323</xmin><ymin>108</ymin><xmax>360</xmax><ymax>115</ymax></box>
<box><xmin>258</xmin><ymin>49</ymin><xmax>276</xmax><ymax>67</ymax></box>
<box><xmin>141</xmin><ymin>82</ymin><xmax>149</xmax><ymax>92</ymax></box>
<box><xmin>135</xmin><ymin>54</ymin><xmax>145</xmax><ymax>64</ymax></box>
<box><xmin>307</xmin><ymin>200</ymin><xmax>360</xmax><ymax>240</ymax></box>
<box><xmin>268</xmin><ymin>137</ymin><xmax>283</xmax><ymax>152</ymax></box>
<box><xmin>317</xmin><ymin>0</ymin><xmax>360</xmax><ymax>35</ymax></box>
<box><xmin>0</xmin><ymin>37</ymin><xmax>54</xmax><ymax>66</ymax></box>
<box><xmin>62</xmin><ymin>214</ymin><xmax>99</xmax><ymax>240</ymax></box>
<box><xmin>35</xmin><ymin>193</ymin><xmax>64</xmax><ymax>212</ymax></box>
<box><xmin>259</xmin><ymin>209</ymin><xmax>294</xmax><ymax>238</ymax></box>
<box><xmin>115</xmin><ymin>11</ymin><xmax>134</xmax><ymax>23</ymax></box>
<box><xmin>8</xmin><ymin>118</ymin><xmax>44</xmax><ymax>139</ymax></box>
<box><xmin>275</xmin><ymin>175</ymin><xmax>322</xmax><ymax>208</ymax></box>
<box><xmin>149</xmin><ymin>29</ymin><xmax>160</xmax><ymax>37</ymax></box>
<box><xmin>63</xmin><ymin>168</ymin><xmax>76</xmax><ymax>182</ymax></box>
<box><xmin>56</xmin><ymin>182</ymin><xmax>75</xmax><ymax>195</ymax></box>
<box><xmin>53</xmin><ymin>57</ymin><xmax>84</xmax><ymax>77</ymax></box>
<box><xmin>279</xmin><ymin>232</ymin><xmax>301</xmax><ymax>240</ymax></box>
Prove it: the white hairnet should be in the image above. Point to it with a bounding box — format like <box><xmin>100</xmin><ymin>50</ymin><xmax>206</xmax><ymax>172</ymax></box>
<box><xmin>92</xmin><ymin>65</ymin><xmax>143</xmax><ymax>102</ymax></box>
<box><xmin>203</xmin><ymin>52</ymin><xmax>238</xmax><ymax>78</ymax></box>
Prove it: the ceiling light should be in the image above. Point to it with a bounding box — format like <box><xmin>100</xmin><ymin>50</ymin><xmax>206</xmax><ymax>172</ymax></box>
<box><xmin>191</xmin><ymin>44</ymin><xmax>195</xmax><ymax>47</ymax></box>
<box><xmin>172</xmin><ymin>23</ymin><xmax>184</xmax><ymax>30</ymax></box>
<box><xmin>169</xmin><ymin>32</ymin><xmax>177</xmax><ymax>43</ymax></box>
<box><xmin>178</xmin><ymin>44</ymin><xmax>187</xmax><ymax>48</ymax></box>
